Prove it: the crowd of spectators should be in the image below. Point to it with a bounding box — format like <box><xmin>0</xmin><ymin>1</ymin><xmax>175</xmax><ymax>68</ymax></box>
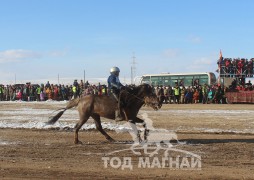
<box><xmin>0</xmin><ymin>79</ymin><xmax>253</xmax><ymax>104</ymax></box>
<box><xmin>218</xmin><ymin>57</ymin><xmax>254</xmax><ymax>77</ymax></box>
<box><xmin>0</xmin><ymin>80</ymin><xmax>108</xmax><ymax>102</ymax></box>
<box><xmin>155</xmin><ymin>78</ymin><xmax>254</xmax><ymax>104</ymax></box>
<box><xmin>154</xmin><ymin>84</ymin><xmax>227</xmax><ymax>104</ymax></box>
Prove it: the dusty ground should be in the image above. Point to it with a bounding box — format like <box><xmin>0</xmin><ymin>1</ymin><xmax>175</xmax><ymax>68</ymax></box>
<box><xmin>0</xmin><ymin>103</ymin><xmax>254</xmax><ymax>179</ymax></box>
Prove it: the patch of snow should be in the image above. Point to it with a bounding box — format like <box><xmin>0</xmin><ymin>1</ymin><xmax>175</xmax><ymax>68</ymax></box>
<box><xmin>0</xmin><ymin>102</ymin><xmax>253</xmax><ymax>134</ymax></box>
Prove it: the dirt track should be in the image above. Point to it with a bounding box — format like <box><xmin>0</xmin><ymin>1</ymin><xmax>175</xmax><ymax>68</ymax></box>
<box><xmin>0</xmin><ymin>104</ymin><xmax>254</xmax><ymax>179</ymax></box>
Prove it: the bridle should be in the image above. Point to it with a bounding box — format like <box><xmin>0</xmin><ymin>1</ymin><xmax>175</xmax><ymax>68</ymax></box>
<box><xmin>119</xmin><ymin>87</ymin><xmax>160</xmax><ymax>110</ymax></box>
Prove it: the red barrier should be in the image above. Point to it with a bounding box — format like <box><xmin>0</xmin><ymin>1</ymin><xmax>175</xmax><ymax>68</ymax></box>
<box><xmin>226</xmin><ymin>91</ymin><xmax>254</xmax><ymax>103</ymax></box>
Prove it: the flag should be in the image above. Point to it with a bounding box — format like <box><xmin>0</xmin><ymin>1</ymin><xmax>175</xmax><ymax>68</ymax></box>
<box><xmin>218</xmin><ymin>49</ymin><xmax>223</xmax><ymax>69</ymax></box>
<box><xmin>217</xmin><ymin>49</ymin><xmax>222</xmax><ymax>84</ymax></box>
<box><xmin>219</xmin><ymin>49</ymin><xmax>223</xmax><ymax>60</ymax></box>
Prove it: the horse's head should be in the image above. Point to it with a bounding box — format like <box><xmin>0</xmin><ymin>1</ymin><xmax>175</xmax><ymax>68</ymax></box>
<box><xmin>139</xmin><ymin>84</ymin><xmax>162</xmax><ymax>110</ymax></box>
<box><xmin>144</xmin><ymin>95</ymin><xmax>161</xmax><ymax>110</ymax></box>
<box><xmin>123</xmin><ymin>84</ymin><xmax>162</xmax><ymax>110</ymax></box>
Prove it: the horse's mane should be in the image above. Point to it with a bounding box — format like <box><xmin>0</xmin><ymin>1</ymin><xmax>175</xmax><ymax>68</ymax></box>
<box><xmin>120</xmin><ymin>84</ymin><xmax>153</xmax><ymax>107</ymax></box>
<box><xmin>125</xmin><ymin>84</ymin><xmax>152</xmax><ymax>95</ymax></box>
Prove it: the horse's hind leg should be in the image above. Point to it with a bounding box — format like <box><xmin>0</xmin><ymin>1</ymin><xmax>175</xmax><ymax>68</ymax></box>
<box><xmin>92</xmin><ymin>114</ymin><xmax>115</xmax><ymax>142</ymax></box>
<box><xmin>74</xmin><ymin>114</ymin><xmax>90</xmax><ymax>144</ymax></box>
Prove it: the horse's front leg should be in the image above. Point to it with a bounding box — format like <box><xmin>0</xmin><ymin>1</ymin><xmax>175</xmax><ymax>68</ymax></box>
<box><xmin>128</xmin><ymin>120</ymin><xmax>142</xmax><ymax>143</ymax></box>
<box><xmin>137</xmin><ymin>129</ymin><xmax>142</xmax><ymax>143</ymax></box>
<box><xmin>142</xmin><ymin>122</ymin><xmax>149</xmax><ymax>142</ymax></box>
<box><xmin>134</xmin><ymin>117</ymin><xmax>150</xmax><ymax>143</ymax></box>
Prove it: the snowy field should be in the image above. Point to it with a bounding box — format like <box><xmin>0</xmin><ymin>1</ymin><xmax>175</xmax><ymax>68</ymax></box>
<box><xmin>0</xmin><ymin>101</ymin><xmax>253</xmax><ymax>134</ymax></box>
<box><xmin>0</xmin><ymin>101</ymin><xmax>253</xmax><ymax>179</ymax></box>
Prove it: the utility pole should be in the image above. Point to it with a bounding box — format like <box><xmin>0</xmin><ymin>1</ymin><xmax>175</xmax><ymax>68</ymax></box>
<box><xmin>84</xmin><ymin>69</ymin><xmax>86</xmax><ymax>84</ymax></box>
<box><xmin>58</xmin><ymin>74</ymin><xmax>59</xmax><ymax>84</ymax></box>
<box><xmin>131</xmin><ymin>52</ymin><xmax>137</xmax><ymax>84</ymax></box>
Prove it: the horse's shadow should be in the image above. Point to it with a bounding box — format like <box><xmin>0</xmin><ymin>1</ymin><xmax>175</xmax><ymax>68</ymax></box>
<box><xmin>116</xmin><ymin>113</ymin><xmax>180</xmax><ymax>157</ymax></box>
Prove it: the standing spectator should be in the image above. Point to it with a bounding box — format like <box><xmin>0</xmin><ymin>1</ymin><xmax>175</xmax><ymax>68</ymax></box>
<box><xmin>157</xmin><ymin>86</ymin><xmax>164</xmax><ymax>104</ymax></box>
<box><xmin>237</xmin><ymin>60</ymin><xmax>244</xmax><ymax>75</ymax></box>
<box><xmin>24</xmin><ymin>84</ymin><xmax>30</xmax><ymax>101</ymax></box>
<box><xmin>225</xmin><ymin>59</ymin><xmax>231</xmax><ymax>75</ymax></box>
<box><xmin>93</xmin><ymin>85</ymin><xmax>98</xmax><ymax>95</ymax></box>
<box><xmin>180</xmin><ymin>87</ymin><xmax>186</xmax><ymax>104</ymax></box>
<box><xmin>45</xmin><ymin>81</ymin><xmax>50</xmax><ymax>88</ymax></box>
<box><xmin>101</xmin><ymin>85</ymin><xmax>107</xmax><ymax>95</ymax></box>
<box><xmin>193</xmin><ymin>89</ymin><xmax>199</xmax><ymax>104</ymax></box>
<box><xmin>84</xmin><ymin>80</ymin><xmax>90</xmax><ymax>89</ymax></box>
<box><xmin>198</xmin><ymin>86</ymin><xmax>203</xmax><ymax>103</ymax></box>
<box><xmin>2</xmin><ymin>85</ymin><xmax>6</xmax><ymax>101</ymax></box>
<box><xmin>36</xmin><ymin>85</ymin><xmax>41</xmax><ymax>101</ymax></box>
<box><xmin>79</xmin><ymin>80</ymin><xmax>84</xmax><ymax>95</ymax></box>
<box><xmin>53</xmin><ymin>85</ymin><xmax>59</xmax><ymax>100</ymax></box>
<box><xmin>97</xmin><ymin>83</ymin><xmax>102</xmax><ymax>95</ymax></box>
<box><xmin>247</xmin><ymin>60</ymin><xmax>253</xmax><ymax>77</ymax></box>
<box><xmin>74</xmin><ymin>80</ymin><xmax>80</xmax><ymax>92</ymax></box>
<box><xmin>61</xmin><ymin>85</ymin><xmax>67</xmax><ymax>100</ymax></box>
<box><xmin>84</xmin><ymin>86</ymin><xmax>92</xmax><ymax>95</ymax></box>
<box><xmin>72</xmin><ymin>84</ymin><xmax>77</xmax><ymax>99</ymax></box>
<box><xmin>0</xmin><ymin>85</ymin><xmax>4</xmax><ymax>101</ymax></box>
<box><xmin>5</xmin><ymin>85</ymin><xmax>10</xmax><ymax>101</ymax></box>
<box><xmin>46</xmin><ymin>86</ymin><xmax>53</xmax><ymax>100</ymax></box>
<box><xmin>202</xmin><ymin>84</ymin><xmax>208</xmax><ymax>104</ymax></box>
<box><xmin>221</xmin><ymin>86</ymin><xmax>227</xmax><ymax>104</ymax></box>
<box><xmin>184</xmin><ymin>88</ymin><xmax>193</xmax><ymax>104</ymax></box>
<box><xmin>50</xmin><ymin>84</ymin><xmax>54</xmax><ymax>98</ymax></box>
<box><xmin>40</xmin><ymin>89</ymin><xmax>45</xmax><ymax>101</ymax></box>
<box><xmin>213</xmin><ymin>86</ymin><xmax>223</xmax><ymax>104</ymax></box>
<box><xmin>167</xmin><ymin>86</ymin><xmax>173</xmax><ymax>104</ymax></box>
<box><xmin>17</xmin><ymin>89</ymin><xmax>22</xmax><ymax>100</ymax></box>
<box><xmin>68</xmin><ymin>85</ymin><xmax>73</xmax><ymax>100</ymax></box>
<box><xmin>73</xmin><ymin>80</ymin><xmax>79</xmax><ymax>98</ymax></box>
<box><xmin>193</xmin><ymin>79</ymin><xmax>199</xmax><ymax>87</ymax></box>
<box><xmin>173</xmin><ymin>84</ymin><xmax>180</xmax><ymax>104</ymax></box>
<box><xmin>41</xmin><ymin>85</ymin><xmax>47</xmax><ymax>101</ymax></box>
<box><xmin>207</xmin><ymin>88</ymin><xmax>214</xmax><ymax>103</ymax></box>
<box><xmin>57</xmin><ymin>85</ymin><xmax>62</xmax><ymax>100</ymax></box>
<box><xmin>10</xmin><ymin>85</ymin><xmax>16</xmax><ymax>101</ymax></box>
<box><xmin>163</xmin><ymin>86</ymin><xmax>169</xmax><ymax>104</ymax></box>
<box><xmin>28</xmin><ymin>85</ymin><xmax>33</xmax><ymax>101</ymax></box>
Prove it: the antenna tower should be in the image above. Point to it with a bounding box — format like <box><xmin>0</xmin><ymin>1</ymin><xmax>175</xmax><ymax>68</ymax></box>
<box><xmin>131</xmin><ymin>52</ymin><xmax>137</xmax><ymax>84</ymax></box>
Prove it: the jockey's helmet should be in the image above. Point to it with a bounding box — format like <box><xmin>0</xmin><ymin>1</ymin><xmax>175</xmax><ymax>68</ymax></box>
<box><xmin>110</xmin><ymin>66</ymin><xmax>120</xmax><ymax>76</ymax></box>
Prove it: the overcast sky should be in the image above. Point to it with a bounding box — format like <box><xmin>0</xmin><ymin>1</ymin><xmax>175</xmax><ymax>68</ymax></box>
<box><xmin>1</xmin><ymin>0</ymin><xmax>254</xmax><ymax>84</ymax></box>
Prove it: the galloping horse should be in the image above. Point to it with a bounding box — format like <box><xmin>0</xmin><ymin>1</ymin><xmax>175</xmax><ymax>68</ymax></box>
<box><xmin>47</xmin><ymin>84</ymin><xmax>161</xmax><ymax>144</ymax></box>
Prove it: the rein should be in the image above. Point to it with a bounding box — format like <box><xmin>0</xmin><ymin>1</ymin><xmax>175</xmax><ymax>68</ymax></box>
<box><xmin>119</xmin><ymin>89</ymin><xmax>156</xmax><ymax>108</ymax></box>
<box><xmin>120</xmin><ymin>89</ymin><xmax>145</xmax><ymax>102</ymax></box>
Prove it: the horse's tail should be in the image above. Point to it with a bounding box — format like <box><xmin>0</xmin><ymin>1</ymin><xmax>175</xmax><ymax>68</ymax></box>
<box><xmin>47</xmin><ymin>97</ymin><xmax>80</xmax><ymax>125</ymax></box>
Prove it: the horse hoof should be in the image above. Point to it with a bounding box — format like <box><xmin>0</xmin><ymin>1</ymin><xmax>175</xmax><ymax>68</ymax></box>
<box><xmin>74</xmin><ymin>140</ymin><xmax>83</xmax><ymax>144</ymax></box>
<box><xmin>108</xmin><ymin>138</ymin><xmax>116</xmax><ymax>142</ymax></box>
<box><xmin>140</xmin><ymin>140</ymin><xmax>148</xmax><ymax>145</ymax></box>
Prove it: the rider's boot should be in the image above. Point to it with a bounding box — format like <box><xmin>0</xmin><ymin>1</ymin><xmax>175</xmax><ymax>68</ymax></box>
<box><xmin>115</xmin><ymin>109</ymin><xmax>124</xmax><ymax>121</ymax></box>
